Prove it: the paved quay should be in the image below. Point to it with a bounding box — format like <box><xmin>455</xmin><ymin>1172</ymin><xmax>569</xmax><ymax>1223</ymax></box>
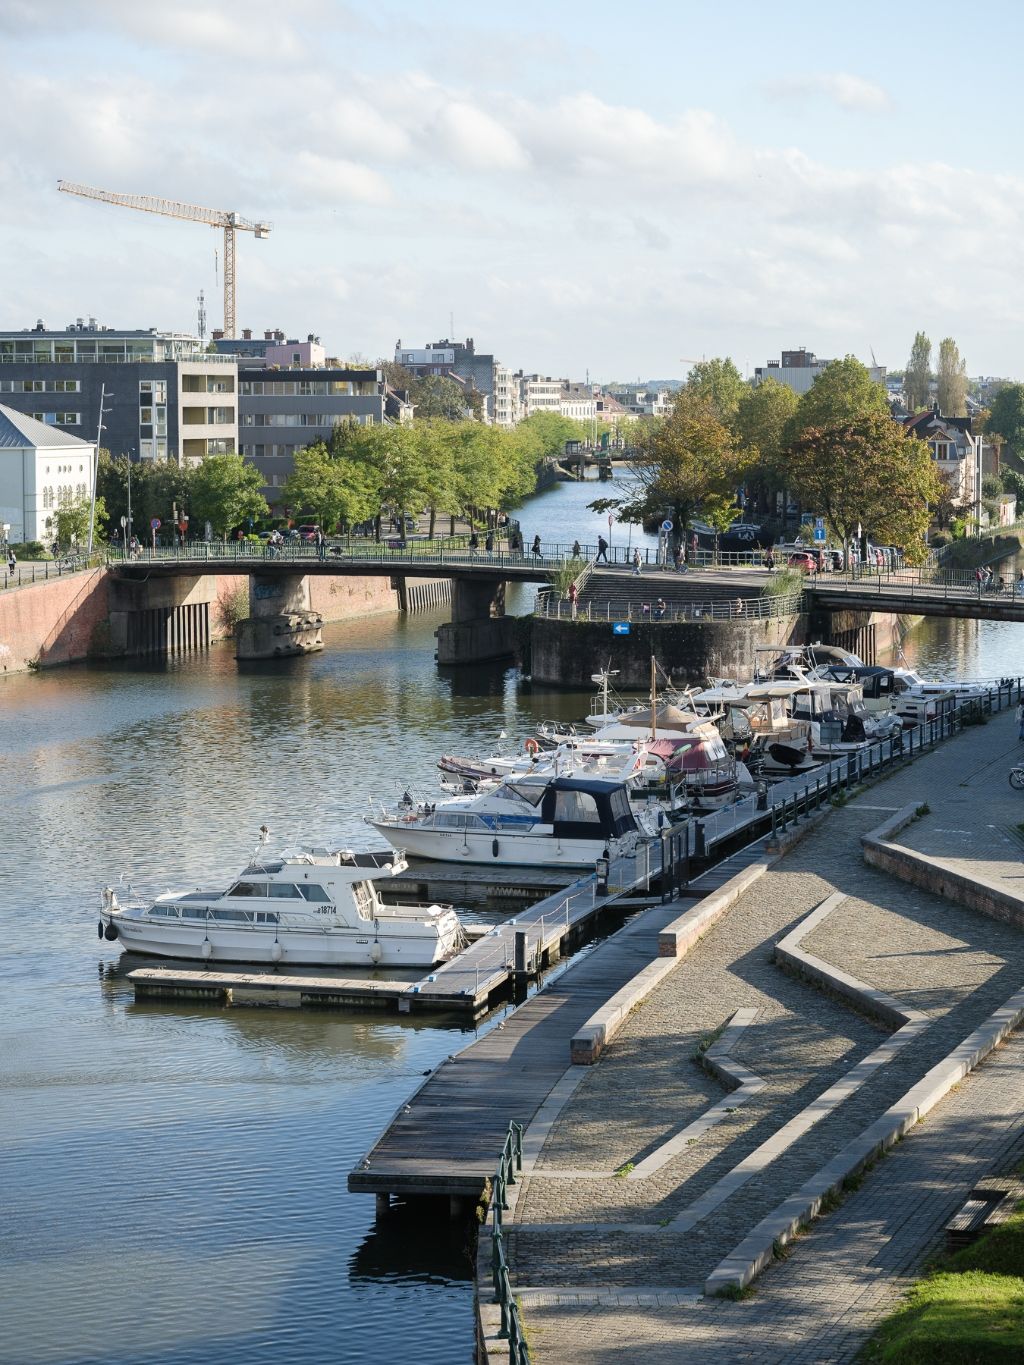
<box><xmin>505</xmin><ymin>708</ymin><xmax>1024</xmax><ymax>1362</ymax></box>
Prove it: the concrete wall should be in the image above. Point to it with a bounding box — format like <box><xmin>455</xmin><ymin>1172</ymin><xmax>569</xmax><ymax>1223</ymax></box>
<box><xmin>529</xmin><ymin>614</ymin><xmax>807</xmax><ymax>688</ymax></box>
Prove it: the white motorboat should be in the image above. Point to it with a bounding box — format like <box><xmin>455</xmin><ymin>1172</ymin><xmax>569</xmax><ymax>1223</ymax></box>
<box><xmin>99</xmin><ymin>840</ymin><xmax>462</xmax><ymax>967</ymax></box>
<box><xmin>368</xmin><ymin>773</ymin><xmax>644</xmax><ymax>867</ymax></box>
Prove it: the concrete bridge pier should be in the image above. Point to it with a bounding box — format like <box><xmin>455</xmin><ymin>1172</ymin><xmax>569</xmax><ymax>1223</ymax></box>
<box><xmin>435</xmin><ymin>576</ymin><xmax>515</xmax><ymax>665</ymax></box>
<box><xmin>108</xmin><ymin>574</ymin><xmax>214</xmax><ymax>658</ymax></box>
<box><xmin>235</xmin><ymin>574</ymin><xmax>323</xmax><ymax>661</ymax></box>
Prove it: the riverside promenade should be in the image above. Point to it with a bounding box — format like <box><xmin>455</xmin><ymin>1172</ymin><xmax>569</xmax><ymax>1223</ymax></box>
<box><xmin>493</xmin><ymin>707</ymin><xmax>1024</xmax><ymax>1364</ymax></box>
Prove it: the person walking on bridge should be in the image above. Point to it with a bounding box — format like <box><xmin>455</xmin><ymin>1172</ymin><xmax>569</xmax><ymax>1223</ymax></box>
<box><xmin>1017</xmin><ymin>698</ymin><xmax>1024</xmax><ymax>741</ymax></box>
<box><xmin>531</xmin><ymin>534</ymin><xmax>542</xmax><ymax>559</ymax></box>
<box><xmin>596</xmin><ymin>535</ymin><xmax>609</xmax><ymax>563</ymax></box>
<box><xmin>632</xmin><ymin>547</ymin><xmax>642</xmax><ymax>576</ymax></box>
<box><xmin>316</xmin><ymin>528</ymin><xmax>326</xmax><ymax>561</ymax></box>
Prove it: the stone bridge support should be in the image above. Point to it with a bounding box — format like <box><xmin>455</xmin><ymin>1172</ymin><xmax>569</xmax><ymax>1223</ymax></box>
<box><xmin>235</xmin><ymin>574</ymin><xmax>323</xmax><ymax>660</ymax></box>
<box><xmin>108</xmin><ymin>574</ymin><xmax>215</xmax><ymax>657</ymax></box>
<box><xmin>435</xmin><ymin>576</ymin><xmax>516</xmax><ymax>665</ymax></box>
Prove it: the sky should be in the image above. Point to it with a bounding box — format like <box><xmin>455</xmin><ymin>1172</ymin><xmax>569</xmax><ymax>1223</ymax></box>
<box><xmin>2</xmin><ymin>0</ymin><xmax>1023</xmax><ymax>382</ymax></box>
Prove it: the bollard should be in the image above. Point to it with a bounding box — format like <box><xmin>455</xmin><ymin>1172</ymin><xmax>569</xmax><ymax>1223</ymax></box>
<box><xmin>513</xmin><ymin>930</ymin><xmax>528</xmax><ymax>976</ymax></box>
<box><xmin>693</xmin><ymin>821</ymin><xmax>706</xmax><ymax>858</ymax></box>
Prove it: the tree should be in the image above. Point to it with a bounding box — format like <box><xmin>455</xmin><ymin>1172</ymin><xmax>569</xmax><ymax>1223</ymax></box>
<box><xmin>190</xmin><ymin>453</ymin><xmax>268</xmax><ymax>539</ymax></box>
<box><xmin>931</xmin><ymin>474</ymin><xmax>962</xmax><ymax>531</ymax></box>
<box><xmin>410</xmin><ymin>374</ymin><xmax>469</xmax><ymax>420</ymax></box>
<box><xmin>52</xmin><ymin>492</ymin><xmax>108</xmax><ymax>548</ymax></box>
<box><xmin>786</xmin><ymin>412</ymin><xmax>939</xmax><ymax>561</ymax></box>
<box><xmin>281</xmin><ymin>442</ymin><xmax>375</xmax><ymax>531</ymax></box>
<box><xmin>937</xmin><ymin>337</ymin><xmax>968</xmax><ymax>417</ymax></box>
<box><xmin>786</xmin><ymin>357</ymin><xmax>890</xmax><ymax>445</ymax></box>
<box><xmin>735</xmin><ymin>378</ymin><xmax>799</xmax><ymax>516</ymax></box>
<box><xmin>596</xmin><ymin>389</ymin><xmax>748</xmax><ymax>538</ymax></box>
<box><xmin>514</xmin><ymin>411</ymin><xmax>586</xmax><ymax>461</ymax></box>
<box><xmin>904</xmin><ymin>332</ymin><xmax>932</xmax><ymax>411</ymax></box>
<box><xmin>986</xmin><ymin>383</ymin><xmax>1024</xmax><ymax>455</ymax></box>
<box><xmin>685</xmin><ymin>358</ymin><xmax>747</xmax><ymax>426</ymax></box>
<box><xmin>378</xmin><ymin>360</ymin><xmax>416</xmax><ymax>393</ymax></box>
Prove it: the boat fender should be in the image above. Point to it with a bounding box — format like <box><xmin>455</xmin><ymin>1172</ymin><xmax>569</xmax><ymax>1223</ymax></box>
<box><xmin>492</xmin><ymin>838</ymin><xmax>499</xmax><ymax>858</ymax></box>
<box><xmin>201</xmin><ymin>939</ymin><xmax>212</xmax><ymax>960</ymax></box>
<box><xmin>370</xmin><ymin>942</ymin><xmax>383</xmax><ymax>964</ymax></box>
<box><xmin>97</xmin><ymin>920</ymin><xmax>104</xmax><ymax>940</ymax></box>
<box><xmin>103</xmin><ymin>923</ymin><xmax>119</xmax><ymax>941</ymax></box>
<box><xmin>524</xmin><ymin>738</ymin><xmax>540</xmax><ymax>755</ymax></box>
<box><xmin>271</xmin><ymin>941</ymin><xmax>284</xmax><ymax>963</ymax></box>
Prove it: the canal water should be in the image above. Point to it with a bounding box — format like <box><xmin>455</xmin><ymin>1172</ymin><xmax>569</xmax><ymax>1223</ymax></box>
<box><xmin>1</xmin><ymin>474</ymin><xmax>1021</xmax><ymax>1365</ymax></box>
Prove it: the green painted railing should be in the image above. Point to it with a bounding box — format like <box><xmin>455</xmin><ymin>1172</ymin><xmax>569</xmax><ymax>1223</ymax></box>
<box><xmin>490</xmin><ymin>1121</ymin><xmax>530</xmax><ymax>1364</ymax></box>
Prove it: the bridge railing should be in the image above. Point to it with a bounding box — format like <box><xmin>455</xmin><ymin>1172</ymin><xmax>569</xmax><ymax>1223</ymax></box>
<box><xmin>489</xmin><ymin>1122</ymin><xmax>531</xmax><ymax>1364</ymax></box>
<box><xmin>807</xmin><ymin>566</ymin><xmax>1024</xmax><ymax>601</ymax></box>
<box><xmin>2</xmin><ymin>553</ymin><xmax>94</xmax><ymax>590</ymax></box>
<box><xmin>535</xmin><ymin>592</ymin><xmax>805</xmax><ymax>623</ymax></box>
<box><xmin>106</xmin><ymin>541</ymin><xmax>602</xmax><ymax>573</ymax></box>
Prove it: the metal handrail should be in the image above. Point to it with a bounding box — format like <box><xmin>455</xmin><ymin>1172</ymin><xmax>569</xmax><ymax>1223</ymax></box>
<box><xmin>490</xmin><ymin>1121</ymin><xmax>530</xmax><ymax>1364</ymax></box>
<box><xmin>1</xmin><ymin>554</ymin><xmax>93</xmax><ymax>589</ymax></box>
<box><xmin>535</xmin><ymin>593</ymin><xmax>805</xmax><ymax>622</ymax></box>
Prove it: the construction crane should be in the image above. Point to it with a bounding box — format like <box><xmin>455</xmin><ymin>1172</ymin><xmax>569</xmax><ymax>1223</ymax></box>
<box><xmin>57</xmin><ymin>180</ymin><xmax>271</xmax><ymax>338</ymax></box>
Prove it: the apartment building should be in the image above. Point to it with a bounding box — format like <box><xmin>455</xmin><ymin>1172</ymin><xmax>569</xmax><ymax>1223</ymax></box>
<box><xmin>561</xmin><ymin>382</ymin><xmax>597</xmax><ymax>422</ymax></box>
<box><xmin>492</xmin><ymin>364</ymin><xmax>521</xmax><ymax>427</ymax></box>
<box><xmin>238</xmin><ymin>366</ymin><xmax>386</xmax><ymax>490</ymax></box>
<box><xmin>395</xmin><ymin>336</ymin><xmax>498</xmax><ymax>417</ymax></box>
<box><xmin>754</xmin><ymin>348</ymin><xmax>886</xmax><ymax>394</ymax></box>
<box><xmin>519</xmin><ymin>374</ymin><xmax>562</xmax><ymax>419</ymax></box>
<box><xmin>0</xmin><ymin>319</ymin><xmax>237</xmax><ymax>463</ymax></box>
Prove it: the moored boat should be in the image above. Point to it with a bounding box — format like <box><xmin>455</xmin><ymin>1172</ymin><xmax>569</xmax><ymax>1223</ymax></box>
<box><xmin>99</xmin><ymin>839</ymin><xmax>462</xmax><ymax>967</ymax></box>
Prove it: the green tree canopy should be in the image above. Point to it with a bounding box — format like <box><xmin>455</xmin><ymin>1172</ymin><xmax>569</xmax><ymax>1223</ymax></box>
<box><xmin>986</xmin><ymin>383</ymin><xmax>1024</xmax><ymax>454</ymax></box>
<box><xmin>685</xmin><ymin>357</ymin><xmax>747</xmax><ymax>426</ymax></box>
<box><xmin>53</xmin><ymin>492</ymin><xmax>108</xmax><ymax>548</ymax></box>
<box><xmin>937</xmin><ymin>337</ymin><xmax>968</xmax><ymax>417</ymax></box>
<box><xmin>786</xmin><ymin>412</ymin><xmax>939</xmax><ymax>560</ymax></box>
<box><xmin>786</xmin><ymin>356</ymin><xmax>890</xmax><ymax>445</ymax></box>
<box><xmin>904</xmin><ymin>331</ymin><xmax>933</xmax><ymax>411</ymax></box>
<box><xmin>190</xmin><ymin>453</ymin><xmax>269</xmax><ymax>539</ymax></box>
<box><xmin>409</xmin><ymin>374</ymin><xmax>470</xmax><ymax>420</ymax></box>
<box><xmin>599</xmin><ymin>389</ymin><xmax>748</xmax><ymax>534</ymax></box>
<box><xmin>281</xmin><ymin>441</ymin><xmax>376</xmax><ymax>530</ymax></box>
<box><xmin>735</xmin><ymin>378</ymin><xmax>799</xmax><ymax>501</ymax></box>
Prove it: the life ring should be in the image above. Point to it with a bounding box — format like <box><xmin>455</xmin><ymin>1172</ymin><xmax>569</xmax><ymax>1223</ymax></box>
<box><xmin>525</xmin><ymin>738</ymin><xmax>540</xmax><ymax>755</ymax></box>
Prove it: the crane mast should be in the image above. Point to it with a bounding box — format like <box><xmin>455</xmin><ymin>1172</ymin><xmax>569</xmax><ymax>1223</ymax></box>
<box><xmin>57</xmin><ymin>180</ymin><xmax>271</xmax><ymax>338</ymax></box>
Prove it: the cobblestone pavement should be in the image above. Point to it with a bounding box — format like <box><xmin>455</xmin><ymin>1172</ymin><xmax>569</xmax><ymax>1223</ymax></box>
<box><xmin>510</xmin><ymin>709</ymin><xmax>1024</xmax><ymax>1350</ymax></box>
<box><xmin>522</xmin><ymin>1030</ymin><xmax>1024</xmax><ymax>1363</ymax></box>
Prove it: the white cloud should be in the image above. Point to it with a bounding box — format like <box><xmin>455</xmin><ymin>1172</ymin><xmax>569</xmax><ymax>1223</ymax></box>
<box><xmin>764</xmin><ymin>73</ymin><xmax>893</xmax><ymax>114</ymax></box>
<box><xmin>427</xmin><ymin>100</ymin><xmax>528</xmax><ymax>171</ymax></box>
<box><xmin>288</xmin><ymin>152</ymin><xmax>393</xmax><ymax>206</ymax></box>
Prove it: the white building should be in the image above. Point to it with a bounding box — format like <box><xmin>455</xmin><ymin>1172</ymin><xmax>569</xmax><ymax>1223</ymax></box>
<box><xmin>492</xmin><ymin>364</ymin><xmax>521</xmax><ymax>427</ymax></box>
<box><xmin>754</xmin><ymin>347</ymin><xmax>886</xmax><ymax>395</ymax></box>
<box><xmin>618</xmin><ymin>387</ymin><xmax>673</xmax><ymax>418</ymax></box>
<box><xmin>0</xmin><ymin>405</ymin><xmax>96</xmax><ymax>544</ymax></box>
<box><xmin>519</xmin><ymin>374</ymin><xmax>562</xmax><ymax>419</ymax></box>
<box><xmin>561</xmin><ymin>382</ymin><xmax>597</xmax><ymax>422</ymax></box>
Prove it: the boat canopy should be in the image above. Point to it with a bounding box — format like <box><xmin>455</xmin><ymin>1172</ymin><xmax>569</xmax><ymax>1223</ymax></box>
<box><xmin>538</xmin><ymin>776</ymin><xmax>638</xmax><ymax>840</ymax></box>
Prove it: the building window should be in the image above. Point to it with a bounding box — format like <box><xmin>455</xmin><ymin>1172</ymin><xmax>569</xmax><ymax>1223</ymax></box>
<box><xmin>55</xmin><ymin>412</ymin><xmax>81</xmax><ymax>425</ymax></box>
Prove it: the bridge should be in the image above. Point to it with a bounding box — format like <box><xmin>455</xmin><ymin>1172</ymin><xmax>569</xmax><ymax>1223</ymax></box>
<box><xmin>106</xmin><ymin>539</ymin><xmax>589</xmax><ymax>664</ymax></box>
<box><xmin>805</xmin><ymin>569</ymin><xmax>1024</xmax><ymax>623</ymax></box>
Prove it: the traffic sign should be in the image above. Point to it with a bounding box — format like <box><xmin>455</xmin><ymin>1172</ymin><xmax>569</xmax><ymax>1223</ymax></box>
<box><xmin>612</xmin><ymin>622</ymin><xmax>631</xmax><ymax>635</ymax></box>
<box><xmin>607</xmin><ymin>514</ymin><xmax>614</xmax><ymax>527</ymax></box>
<box><xmin>813</xmin><ymin>527</ymin><xmax>826</xmax><ymax>542</ymax></box>
<box><xmin>120</xmin><ymin>516</ymin><xmax>127</xmax><ymax>528</ymax></box>
<box><xmin>150</xmin><ymin>518</ymin><xmax>161</xmax><ymax>530</ymax></box>
<box><xmin>661</xmin><ymin>519</ymin><xmax>673</xmax><ymax>532</ymax></box>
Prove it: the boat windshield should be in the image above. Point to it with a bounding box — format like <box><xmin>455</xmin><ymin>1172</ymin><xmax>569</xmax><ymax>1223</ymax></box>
<box><xmin>495</xmin><ymin>782</ymin><xmax>545</xmax><ymax>807</ymax></box>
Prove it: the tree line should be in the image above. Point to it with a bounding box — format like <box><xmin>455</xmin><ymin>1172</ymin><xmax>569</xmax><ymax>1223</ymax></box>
<box><xmin>591</xmin><ymin>356</ymin><xmax>941</xmax><ymax>561</ymax></box>
<box><xmin>54</xmin><ymin>410</ymin><xmax>588</xmax><ymax>547</ymax></box>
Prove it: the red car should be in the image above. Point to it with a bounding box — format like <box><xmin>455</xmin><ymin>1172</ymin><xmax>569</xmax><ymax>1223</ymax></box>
<box><xmin>296</xmin><ymin>524</ymin><xmax>318</xmax><ymax>542</ymax></box>
<box><xmin>787</xmin><ymin>551</ymin><xmax>818</xmax><ymax>572</ymax></box>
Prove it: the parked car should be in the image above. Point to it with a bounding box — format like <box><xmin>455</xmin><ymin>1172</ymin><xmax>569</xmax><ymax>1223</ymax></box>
<box><xmin>788</xmin><ymin>551</ymin><xmax>819</xmax><ymax>572</ymax></box>
<box><xmin>296</xmin><ymin>524</ymin><xmax>319</xmax><ymax>542</ymax></box>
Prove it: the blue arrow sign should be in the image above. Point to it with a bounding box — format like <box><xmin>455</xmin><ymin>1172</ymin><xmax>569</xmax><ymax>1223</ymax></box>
<box><xmin>612</xmin><ymin>622</ymin><xmax>631</xmax><ymax>635</ymax></box>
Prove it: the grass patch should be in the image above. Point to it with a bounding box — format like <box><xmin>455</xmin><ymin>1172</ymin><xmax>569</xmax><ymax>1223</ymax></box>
<box><xmin>868</xmin><ymin>1205</ymin><xmax>1024</xmax><ymax>1362</ymax></box>
<box><xmin>713</xmin><ymin>1281</ymin><xmax>755</xmax><ymax>1301</ymax></box>
<box><xmin>916</xmin><ymin>802</ymin><xmax>931</xmax><ymax>817</ymax></box>
<box><xmin>613</xmin><ymin>1161</ymin><xmax>635</xmax><ymax>1178</ymax></box>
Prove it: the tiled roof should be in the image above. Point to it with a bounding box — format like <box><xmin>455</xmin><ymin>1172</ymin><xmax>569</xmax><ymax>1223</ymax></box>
<box><xmin>0</xmin><ymin>404</ymin><xmax>93</xmax><ymax>450</ymax></box>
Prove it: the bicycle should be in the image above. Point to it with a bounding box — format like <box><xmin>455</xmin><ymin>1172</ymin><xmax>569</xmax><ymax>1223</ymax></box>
<box><xmin>1009</xmin><ymin>767</ymin><xmax>1024</xmax><ymax>790</ymax></box>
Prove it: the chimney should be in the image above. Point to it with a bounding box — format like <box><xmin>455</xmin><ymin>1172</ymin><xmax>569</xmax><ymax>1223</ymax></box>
<box><xmin>307</xmin><ymin>333</ymin><xmax>315</xmax><ymax>343</ymax></box>
<box><xmin>76</xmin><ymin>317</ymin><xmax>84</xmax><ymax>329</ymax></box>
<box><xmin>275</xmin><ymin>329</ymin><xmax>284</xmax><ymax>342</ymax></box>
<box><xmin>212</xmin><ymin>328</ymin><xmax>224</xmax><ymax>341</ymax></box>
<box><xmin>264</xmin><ymin>329</ymin><xmax>274</xmax><ymax>340</ymax></box>
<box><xmin>88</xmin><ymin>317</ymin><xmax>97</xmax><ymax>330</ymax></box>
<box><xmin>242</xmin><ymin>328</ymin><xmax>252</xmax><ymax>340</ymax></box>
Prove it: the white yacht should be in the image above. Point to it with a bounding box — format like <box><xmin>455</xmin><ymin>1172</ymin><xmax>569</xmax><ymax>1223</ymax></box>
<box><xmin>368</xmin><ymin>773</ymin><xmax>644</xmax><ymax>867</ymax></box>
<box><xmin>98</xmin><ymin>841</ymin><xmax>462</xmax><ymax>967</ymax></box>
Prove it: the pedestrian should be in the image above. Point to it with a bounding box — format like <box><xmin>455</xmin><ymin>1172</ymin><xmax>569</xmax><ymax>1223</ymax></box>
<box><xmin>567</xmin><ymin>580</ymin><xmax>578</xmax><ymax>619</ymax></box>
<box><xmin>572</xmin><ymin>539</ymin><xmax>581</xmax><ymax>558</ymax></box>
<box><xmin>632</xmin><ymin>548</ymin><xmax>642</xmax><ymax>576</ymax></box>
<box><xmin>653</xmin><ymin>596</ymin><xmax>666</xmax><ymax>621</ymax></box>
<box><xmin>485</xmin><ymin>532</ymin><xmax>494</xmax><ymax>555</ymax></box>
<box><xmin>1017</xmin><ymin>698</ymin><xmax>1024</xmax><ymax>741</ymax></box>
<box><xmin>7</xmin><ymin>549</ymin><xmax>16</xmax><ymax>575</ymax></box>
<box><xmin>691</xmin><ymin>531</ymin><xmax>698</xmax><ymax>561</ymax></box>
<box><xmin>673</xmin><ymin>543</ymin><xmax>685</xmax><ymax>574</ymax></box>
<box><xmin>316</xmin><ymin>528</ymin><xmax>326</xmax><ymax>561</ymax></box>
<box><xmin>975</xmin><ymin>565</ymin><xmax>984</xmax><ymax>589</ymax></box>
<box><xmin>531</xmin><ymin>534</ymin><xmax>542</xmax><ymax>558</ymax></box>
<box><xmin>1017</xmin><ymin>572</ymin><xmax>1024</xmax><ymax>598</ymax></box>
<box><xmin>469</xmin><ymin>531</ymin><xmax>479</xmax><ymax>556</ymax></box>
<box><xmin>764</xmin><ymin>547</ymin><xmax>775</xmax><ymax>571</ymax></box>
<box><xmin>596</xmin><ymin>535</ymin><xmax>609</xmax><ymax>563</ymax></box>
